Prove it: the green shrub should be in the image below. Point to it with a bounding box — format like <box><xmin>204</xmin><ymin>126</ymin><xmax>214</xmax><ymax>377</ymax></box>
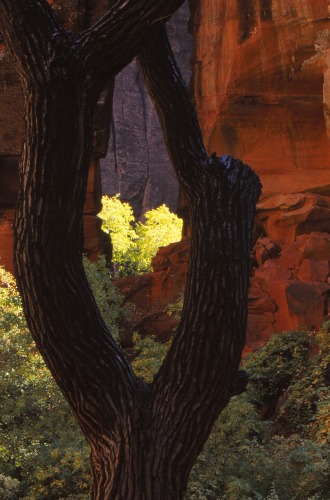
<box><xmin>99</xmin><ymin>196</ymin><xmax>183</xmax><ymax>276</ymax></box>
<box><xmin>83</xmin><ymin>256</ymin><xmax>131</xmax><ymax>343</ymax></box>
<box><xmin>187</xmin><ymin>325</ymin><xmax>330</xmax><ymax>499</ymax></box>
<box><xmin>98</xmin><ymin>194</ymin><xmax>137</xmax><ymax>265</ymax></box>
<box><xmin>1</xmin><ymin>262</ymin><xmax>330</xmax><ymax>499</ymax></box>
<box><xmin>131</xmin><ymin>333</ymin><xmax>169</xmax><ymax>383</ymax></box>
<box><xmin>0</xmin><ymin>266</ymin><xmax>91</xmax><ymax>499</ymax></box>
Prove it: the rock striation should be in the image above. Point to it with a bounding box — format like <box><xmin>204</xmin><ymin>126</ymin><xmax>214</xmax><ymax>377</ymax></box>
<box><xmin>191</xmin><ymin>0</ymin><xmax>330</xmax><ymax>195</ymax></box>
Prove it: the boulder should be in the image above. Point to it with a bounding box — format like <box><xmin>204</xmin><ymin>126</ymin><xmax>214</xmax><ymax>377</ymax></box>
<box><xmin>115</xmin><ymin>238</ymin><xmax>190</xmax><ymax>342</ymax></box>
<box><xmin>254</xmin><ymin>237</ymin><xmax>281</xmax><ymax>267</ymax></box>
<box><xmin>256</xmin><ymin>193</ymin><xmax>330</xmax><ymax>245</ymax></box>
<box><xmin>116</xmin><ymin>225</ymin><xmax>330</xmax><ymax>349</ymax></box>
<box><xmin>286</xmin><ymin>281</ymin><xmax>324</xmax><ymax>331</ymax></box>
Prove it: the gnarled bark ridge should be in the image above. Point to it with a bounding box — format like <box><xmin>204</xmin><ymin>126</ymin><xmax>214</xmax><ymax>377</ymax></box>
<box><xmin>0</xmin><ymin>2</ymin><xmax>261</xmax><ymax>498</ymax></box>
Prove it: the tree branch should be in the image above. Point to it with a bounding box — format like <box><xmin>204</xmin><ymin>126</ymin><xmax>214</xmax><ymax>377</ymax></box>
<box><xmin>138</xmin><ymin>25</ymin><xmax>262</xmax><ymax>473</ymax></box>
<box><xmin>79</xmin><ymin>0</ymin><xmax>185</xmax><ymax>93</ymax></box>
<box><xmin>0</xmin><ymin>0</ymin><xmax>61</xmax><ymax>81</ymax></box>
<box><xmin>138</xmin><ymin>24</ymin><xmax>208</xmax><ymax>195</ymax></box>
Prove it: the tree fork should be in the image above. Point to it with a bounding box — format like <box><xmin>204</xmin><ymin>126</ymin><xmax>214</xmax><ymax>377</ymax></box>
<box><xmin>0</xmin><ymin>2</ymin><xmax>261</xmax><ymax>498</ymax></box>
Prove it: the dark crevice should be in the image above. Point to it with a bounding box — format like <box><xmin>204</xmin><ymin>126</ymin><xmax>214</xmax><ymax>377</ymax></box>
<box><xmin>260</xmin><ymin>0</ymin><xmax>272</xmax><ymax>22</ymax></box>
<box><xmin>237</xmin><ymin>0</ymin><xmax>257</xmax><ymax>44</ymax></box>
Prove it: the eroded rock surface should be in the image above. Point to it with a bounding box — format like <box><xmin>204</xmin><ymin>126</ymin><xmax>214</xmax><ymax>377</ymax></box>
<box><xmin>256</xmin><ymin>192</ymin><xmax>330</xmax><ymax>244</ymax></box>
<box><xmin>116</xmin><ymin>192</ymin><xmax>330</xmax><ymax>348</ymax></box>
<box><xmin>191</xmin><ymin>0</ymin><xmax>330</xmax><ymax>194</ymax></box>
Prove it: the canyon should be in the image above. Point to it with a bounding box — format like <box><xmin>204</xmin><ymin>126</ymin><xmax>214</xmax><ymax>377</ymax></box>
<box><xmin>0</xmin><ymin>0</ymin><xmax>330</xmax><ymax>347</ymax></box>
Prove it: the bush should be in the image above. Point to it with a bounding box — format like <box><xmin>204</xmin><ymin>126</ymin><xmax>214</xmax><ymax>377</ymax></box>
<box><xmin>0</xmin><ymin>260</ymin><xmax>132</xmax><ymax>498</ymax></box>
<box><xmin>98</xmin><ymin>194</ymin><xmax>137</xmax><ymax>265</ymax></box>
<box><xmin>83</xmin><ymin>256</ymin><xmax>131</xmax><ymax>343</ymax></box>
<box><xmin>99</xmin><ymin>195</ymin><xmax>183</xmax><ymax>276</ymax></box>
<box><xmin>131</xmin><ymin>333</ymin><xmax>170</xmax><ymax>383</ymax></box>
<box><xmin>1</xmin><ymin>262</ymin><xmax>330</xmax><ymax>498</ymax></box>
<box><xmin>187</xmin><ymin>325</ymin><xmax>330</xmax><ymax>499</ymax></box>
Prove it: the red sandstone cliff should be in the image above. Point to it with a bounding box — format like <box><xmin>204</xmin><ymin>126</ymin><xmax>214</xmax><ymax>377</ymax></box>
<box><xmin>191</xmin><ymin>0</ymin><xmax>330</xmax><ymax>194</ymax></box>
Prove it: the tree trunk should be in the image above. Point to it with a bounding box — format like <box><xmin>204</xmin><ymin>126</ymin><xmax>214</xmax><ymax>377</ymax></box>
<box><xmin>0</xmin><ymin>2</ymin><xmax>261</xmax><ymax>498</ymax></box>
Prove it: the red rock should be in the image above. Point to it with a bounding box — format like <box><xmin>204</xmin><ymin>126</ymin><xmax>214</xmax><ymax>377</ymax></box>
<box><xmin>83</xmin><ymin>216</ymin><xmax>105</xmax><ymax>262</ymax></box>
<box><xmin>0</xmin><ymin>212</ymin><xmax>14</xmax><ymax>274</ymax></box>
<box><xmin>277</xmin><ymin>241</ymin><xmax>305</xmax><ymax>269</ymax></box>
<box><xmin>248</xmin><ymin>294</ymin><xmax>277</xmax><ymax>314</ymax></box>
<box><xmin>269</xmin><ymin>283</ymin><xmax>293</xmax><ymax>333</ymax></box>
<box><xmin>152</xmin><ymin>238</ymin><xmax>190</xmax><ymax>272</ymax></box>
<box><xmin>192</xmin><ymin>0</ymin><xmax>330</xmax><ymax>195</ymax></box>
<box><xmin>115</xmin><ymin>239</ymin><xmax>189</xmax><ymax>341</ymax></box>
<box><xmin>254</xmin><ymin>260</ymin><xmax>292</xmax><ymax>289</ymax></box>
<box><xmin>256</xmin><ymin>193</ymin><xmax>330</xmax><ymax>245</ymax></box>
<box><xmin>300</xmin><ymin>232</ymin><xmax>330</xmax><ymax>260</ymax></box>
<box><xmin>117</xmin><ymin>225</ymin><xmax>330</xmax><ymax>348</ymax></box>
<box><xmin>133</xmin><ymin>312</ymin><xmax>178</xmax><ymax>343</ymax></box>
<box><xmin>247</xmin><ymin>311</ymin><xmax>276</xmax><ymax>344</ymax></box>
<box><xmin>286</xmin><ymin>282</ymin><xmax>324</xmax><ymax>330</ymax></box>
<box><xmin>115</xmin><ymin>273</ymin><xmax>154</xmax><ymax>311</ymax></box>
<box><xmin>254</xmin><ymin>237</ymin><xmax>281</xmax><ymax>267</ymax></box>
<box><xmin>298</xmin><ymin>259</ymin><xmax>329</xmax><ymax>282</ymax></box>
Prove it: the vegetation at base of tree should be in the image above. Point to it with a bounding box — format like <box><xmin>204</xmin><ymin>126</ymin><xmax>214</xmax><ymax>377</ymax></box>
<box><xmin>99</xmin><ymin>195</ymin><xmax>183</xmax><ymax>276</ymax></box>
<box><xmin>82</xmin><ymin>256</ymin><xmax>132</xmax><ymax>344</ymax></box>
<box><xmin>0</xmin><ymin>263</ymin><xmax>329</xmax><ymax>499</ymax></box>
<box><xmin>187</xmin><ymin>326</ymin><xmax>330</xmax><ymax>499</ymax></box>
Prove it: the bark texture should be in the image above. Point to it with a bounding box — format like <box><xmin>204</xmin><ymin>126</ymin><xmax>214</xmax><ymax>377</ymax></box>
<box><xmin>0</xmin><ymin>1</ymin><xmax>261</xmax><ymax>498</ymax></box>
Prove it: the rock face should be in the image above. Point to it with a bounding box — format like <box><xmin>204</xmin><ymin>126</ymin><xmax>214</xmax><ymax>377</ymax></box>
<box><xmin>115</xmin><ymin>238</ymin><xmax>190</xmax><ymax>341</ymax></box>
<box><xmin>191</xmin><ymin>0</ymin><xmax>330</xmax><ymax>195</ymax></box>
<box><xmin>256</xmin><ymin>191</ymin><xmax>330</xmax><ymax>244</ymax></box>
<box><xmin>248</xmin><ymin>232</ymin><xmax>330</xmax><ymax>348</ymax></box>
<box><xmin>1</xmin><ymin>1</ymin><xmax>330</xmax><ymax>350</ymax></box>
<box><xmin>117</xmin><ymin>192</ymin><xmax>330</xmax><ymax>348</ymax></box>
<box><xmin>100</xmin><ymin>2</ymin><xmax>192</xmax><ymax>219</ymax></box>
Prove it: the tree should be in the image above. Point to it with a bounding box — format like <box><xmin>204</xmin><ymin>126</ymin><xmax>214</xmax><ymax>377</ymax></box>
<box><xmin>0</xmin><ymin>1</ymin><xmax>261</xmax><ymax>498</ymax></box>
<box><xmin>99</xmin><ymin>196</ymin><xmax>183</xmax><ymax>275</ymax></box>
<box><xmin>130</xmin><ymin>204</ymin><xmax>182</xmax><ymax>273</ymax></box>
<box><xmin>99</xmin><ymin>195</ymin><xmax>137</xmax><ymax>266</ymax></box>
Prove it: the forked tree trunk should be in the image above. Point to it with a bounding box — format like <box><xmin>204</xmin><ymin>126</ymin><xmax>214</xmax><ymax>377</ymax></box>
<box><xmin>0</xmin><ymin>1</ymin><xmax>261</xmax><ymax>498</ymax></box>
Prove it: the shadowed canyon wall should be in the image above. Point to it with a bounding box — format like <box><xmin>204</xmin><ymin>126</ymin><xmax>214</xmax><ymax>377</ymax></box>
<box><xmin>100</xmin><ymin>3</ymin><xmax>192</xmax><ymax>219</ymax></box>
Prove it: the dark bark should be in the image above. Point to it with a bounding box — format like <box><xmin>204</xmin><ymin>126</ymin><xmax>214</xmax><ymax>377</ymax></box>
<box><xmin>0</xmin><ymin>2</ymin><xmax>261</xmax><ymax>498</ymax></box>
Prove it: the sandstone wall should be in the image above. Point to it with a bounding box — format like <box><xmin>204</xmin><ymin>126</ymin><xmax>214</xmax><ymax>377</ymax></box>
<box><xmin>116</xmin><ymin>193</ymin><xmax>330</xmax><ymax>349</ymax></box>
<box><xmin>191</xmin><ymin>0</ymin><xmax>330</xmax><ymax>194</ymax></box>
